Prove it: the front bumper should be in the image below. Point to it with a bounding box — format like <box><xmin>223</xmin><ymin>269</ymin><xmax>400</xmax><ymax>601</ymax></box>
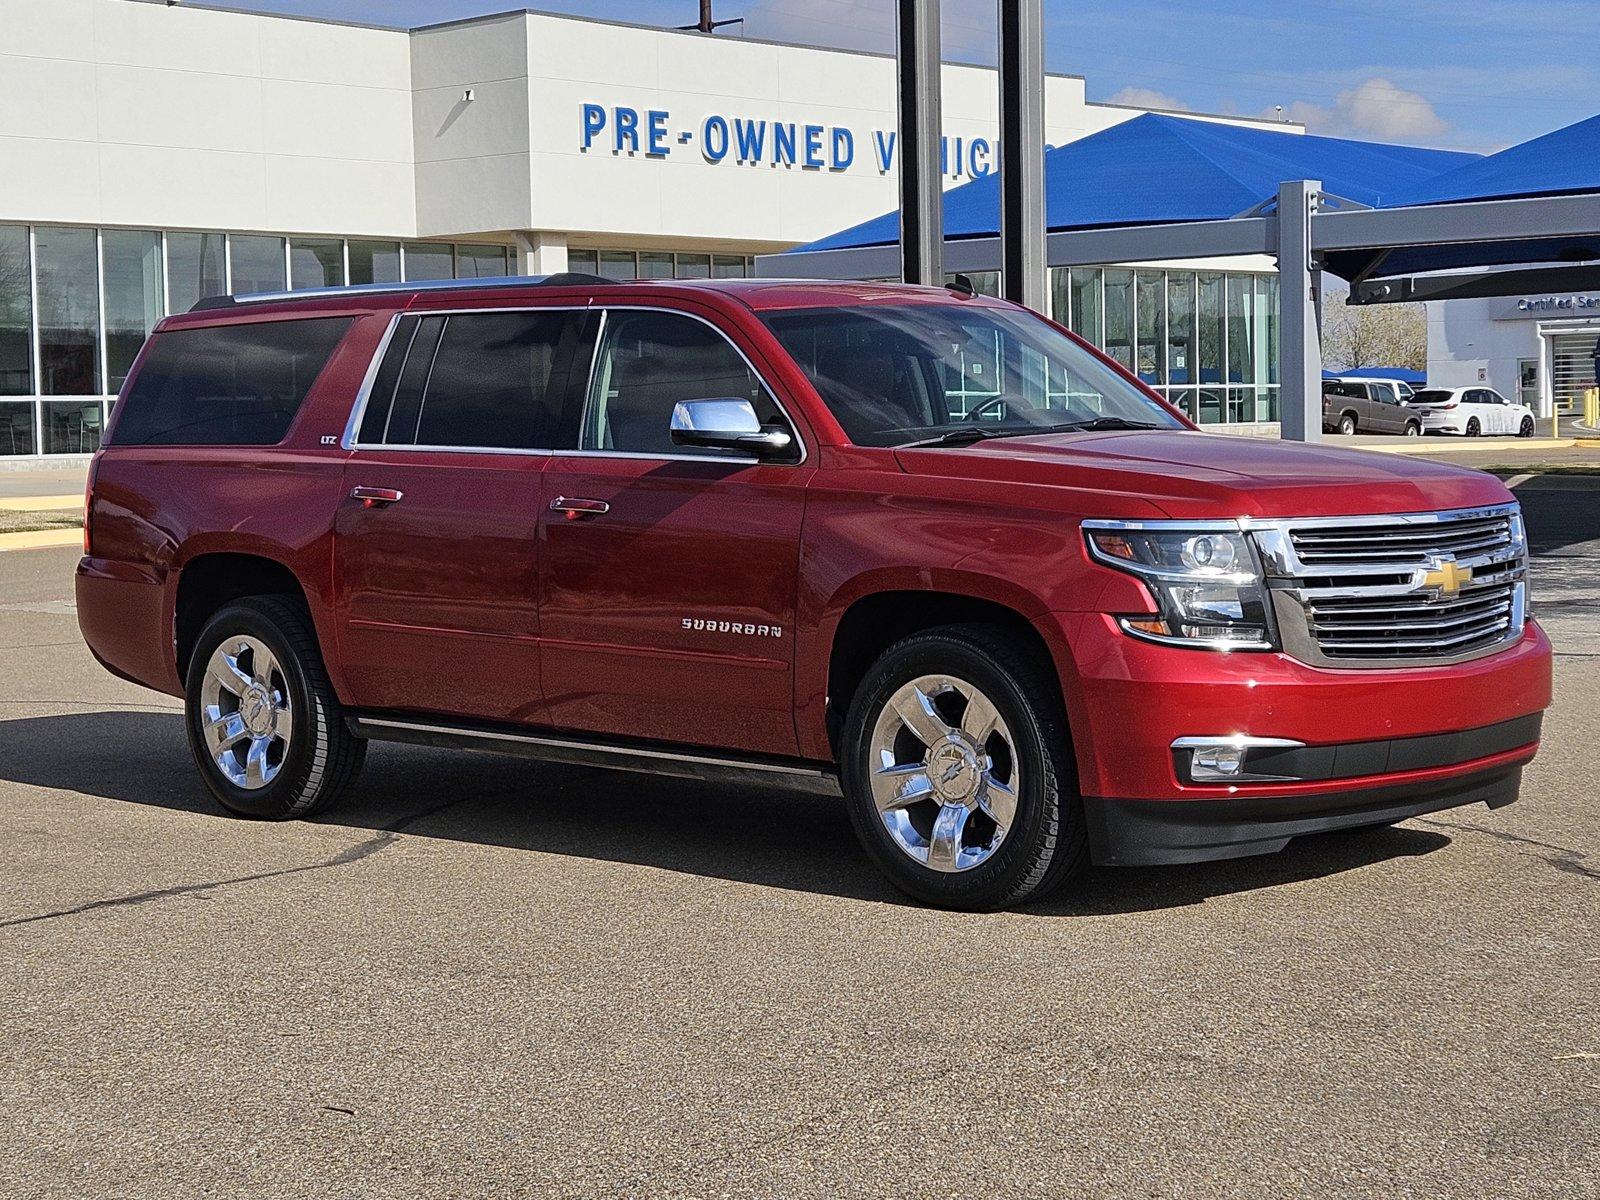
<box><xmin>1038</xmin><ymin>611</ymin><xmax>1551</xmax><ymax>863</ymax></box>
<box><xmin>1084</xmin><ymin>756</ymin><xmax>1525</xmax><ymax>866</ymax></box>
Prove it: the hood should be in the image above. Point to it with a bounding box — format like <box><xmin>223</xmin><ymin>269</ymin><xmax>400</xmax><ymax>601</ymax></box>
<box><xmin>892</xmin><ymin>430</ymin><xmax>1511</xmax><ymax>519</ymax></box>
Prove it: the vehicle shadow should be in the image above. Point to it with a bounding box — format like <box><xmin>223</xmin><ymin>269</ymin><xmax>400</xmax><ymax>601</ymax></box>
<box><xmin>0</xmin><ymin>711</ymin><xmax>1452</xmax><ymax>915</ymax></box>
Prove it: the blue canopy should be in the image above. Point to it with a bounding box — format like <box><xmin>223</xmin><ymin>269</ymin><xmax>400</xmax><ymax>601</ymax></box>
<box><xmin>1324</xmin><ymin>367</ymin><xmax>1427</xmax><ymax>385</ymax></box>
<box><xmin>1386</xmin><ymin>113</ymin><xmax>1600</xmax><ymax>208</ymax></box>
<box><xmin>800</xmin><ymin>113</ymin><xmax>1477</xmax><ymax>252</ymax></box>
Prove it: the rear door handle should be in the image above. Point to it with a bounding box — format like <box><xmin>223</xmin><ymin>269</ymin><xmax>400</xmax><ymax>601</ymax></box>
<box><xmin>351</xmin><ymin>486</ymin><xmax>404</xmax><ymax>507</ymax></box>
<box><xmin>550</xmin><ymin>496</ymin><xmax>610</xmax><ymax>519</ymax></box>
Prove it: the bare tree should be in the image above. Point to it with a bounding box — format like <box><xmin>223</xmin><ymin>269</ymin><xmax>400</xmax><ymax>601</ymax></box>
<box><xmin>1321</xmin><ymin>286</ymin><xmax>1427</xmax><ymax>372</ymax></box>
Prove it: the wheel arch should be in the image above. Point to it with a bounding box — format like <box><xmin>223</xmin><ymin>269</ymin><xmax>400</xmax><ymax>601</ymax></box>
<box><xmin>173</xmin><ymin>551</ymin><xmax>322</xmax><ymax>688</ymax></box>
<box><xmin>805</xmin><ymin>573</ymin><xmax>1068</xmax><ymax>759</ymax></box>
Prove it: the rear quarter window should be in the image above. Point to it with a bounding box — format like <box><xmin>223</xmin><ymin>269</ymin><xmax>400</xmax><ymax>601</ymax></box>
<box><xmin>109</xmin><ymin>317</ymin><xmax>352</xmax><ymax>446</ymax></box>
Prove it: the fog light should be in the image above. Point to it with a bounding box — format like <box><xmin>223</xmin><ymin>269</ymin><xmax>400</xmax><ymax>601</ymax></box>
<box><xmin>1191</xmin><ymin>744</ymin><xmax>1247</xmax><ymax>780</ymax></box>
<box><xmin>1171</xmin><ymin>735</ymin><xmax>1307</xmax><ymax>784</ymax></box>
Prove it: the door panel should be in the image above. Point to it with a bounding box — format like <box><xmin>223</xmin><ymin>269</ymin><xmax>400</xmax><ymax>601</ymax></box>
<box><xmin>337</xmin><ymin>452</ymin><xmax>546</xmax><ymax>723</ymax></box>
<box><xmin>536</xmin><ymin>305</ymin><xmax>810</xmax><ymax>756</ymax></box>
<box><xmin>538</xmin><ymin>457</ymin><xmax>808</xmax><ymax>754</ymax></box>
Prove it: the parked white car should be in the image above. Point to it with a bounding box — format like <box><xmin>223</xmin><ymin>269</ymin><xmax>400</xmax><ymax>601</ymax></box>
<box><xmin>1407</xmin><ymin>386</ymin><xmax>1537</xmax><ymax>437</ymax></box>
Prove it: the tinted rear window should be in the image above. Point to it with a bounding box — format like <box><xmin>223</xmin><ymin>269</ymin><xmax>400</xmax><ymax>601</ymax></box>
<box><xmin>110</xmin><ymin>317</ymin><xmax>351</xmax><ymax>446</ymax></box>
<box><xmin>1410</xmin><ymin>390</ymin><xmax>1454</xmax><ymax>404</ymax></box>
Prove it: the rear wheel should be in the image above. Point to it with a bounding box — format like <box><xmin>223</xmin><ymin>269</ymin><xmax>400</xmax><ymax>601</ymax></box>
<box><xmin>185</xmin><ymin>596</ymin><xmax>365</xmax><ymax>819</ymax></box>
<box><xmin>1466</xmin><ymin>417</ymin><xmax>1481</xmax><ymax>437</ymax></box>
<box><xmin>1338</xmin><ymin>413</ymin><xmax>1358</xmax><ymax>435</ymax></box>
<box><xmin>1520</xmin><ymin>415</ymin><xmax>1536</xmax><ymax>438</ymax></box>
<box><xmin>839</xmin><ymin>625</ymin><xmax>1087</xmax><ymax>911</ymax></box>
<box><xmin>1403</xmin><ymin>421</ymin><xmax>1422</xmax><ymax>437</ymax></box>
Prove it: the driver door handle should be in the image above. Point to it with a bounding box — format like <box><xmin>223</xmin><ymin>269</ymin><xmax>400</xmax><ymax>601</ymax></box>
<box><xmin>351</xmin><ymin>486</ymin><xmax>404</xmax><ymax>507</ymax></box>
<box><xmin>550</xmin><ymin>496</ymin><xmax>610</xmax><ymax>519</ymax></box>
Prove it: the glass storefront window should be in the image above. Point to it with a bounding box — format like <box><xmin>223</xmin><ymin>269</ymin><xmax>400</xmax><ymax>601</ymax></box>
<box><xmin>348</xmin><ymin>240</ymin><xmax>401</xmax><ymax>286</ymax></box>
<box><xmin>103</xmin><ymin>230</ymin><xmax>164</xmax><ymax>394</ymax></box>
<box><xmin>1135</xmin><ymin>270</ymin><xmax>1165</xmax><ymax>384</ymax></box>
<box><xmin>1070</xmin><ymin>268</ymin><xmax>1102</xmax><ymax>347</ymax></box>
<box><xmin>598</xmin><ymin>250</ymin><xmax>636</xmax><ymax>280</ymax></box>
<box><xmin>168</xmin><ymin>232</ymin><xmax>226</xmax><ymax>312</ymax></box>
<box><xmin>1167</xmin><ymin>271</ymin><xmax>1195</xmax><ymax>386</ymax></box>
<box><xmin>291</xmin><ymin>239</ymin><xmax>345</xmax><ymax>290</ymax></box>
<box><xmin>42</xmin><ymin>398</ymin><xmax>104</xmax><ymax>454</ymax></box>
<box><xmin>35</xmin><ymin>226</ymin><xmax>102</xmax><ymax>396</ymax></box>
<box><xmin>230</xmin><ymin>235</ymin><xmax>286</xmax><ymax>295</ymax></box>
<box><xmin>1048</xmin><ymin>267</ymin><xmax>1070</xmax><ymax>325</ymax></box>
<box><xmin>674</xmin><ymin>253</ymin><xmax>711</xmax><ymax>279</ymax></box>
<box><xmin>1260</xmin><ymin>275</ymin><xmax>1280</xmax><ymax>386</ymax></box>
<box><xmin>638</xmin><ymin>251</ymin><xmax>675</xmax><ymax>279</ymax></box>
<box><xmin>1102</xmin><ymin>268</ymin><xmax>1132</xmax><ymax>370</ymax></box>
<box><xmin>1226</xmin><ymin>273</ymin><xmax>1254</xmax><ymax>385</ymax></box>
<box><xmin>567</xmin><ymin>249</ymin><xmax>598</xmax><ymax>275</ymax></box>
<box><xmin>712</xmin><ymin>254</ymin><xmax>747</xmax><ymax>279</ymax></box>
<box><xmin>0</xmin><ymin>400</ymin><xmax>35</xmax><ymax>454</ymax></box>
<box><xmin>405</xmin><ymin>242</ymin><xmax>454</xmax><ymax>281</ymax></box>
<box><xmin>0</xmin><ymin>225</ymin><xmax>32</xmax><ymax>396</ymax></box>
<box><xmin>456</xmin><ymin>244</ymin><xmax>510</xmax><ymax>279</ymax></box>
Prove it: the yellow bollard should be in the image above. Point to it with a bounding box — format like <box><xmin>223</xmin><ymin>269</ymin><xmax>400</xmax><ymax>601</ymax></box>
<box><xmin>1587</xmin><ymin>388</ymin><xmax>1600</xmax><ymax>430</ymax></box>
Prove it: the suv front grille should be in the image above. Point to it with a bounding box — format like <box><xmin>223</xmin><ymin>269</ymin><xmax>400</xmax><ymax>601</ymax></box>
<box><xmin>1253</xmin><ymin>504</ymin><xmax>1529</xmax><ymax>668</ymax></box>
<box><xmin>1288</xmin><ymin>512</ymin><xmax>1514</xmax><ymax>565</ymax></box>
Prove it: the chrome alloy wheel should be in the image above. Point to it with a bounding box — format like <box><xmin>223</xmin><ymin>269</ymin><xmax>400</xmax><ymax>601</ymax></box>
<box><xmin>868</xmin><ymin>674</ymin><xmax>1020</xmax><ymax>873</ymax></box>
<box><xmin>200</xmin><ymin>635</ymin><xmax>293</xmax><ymax>790</ymax></box>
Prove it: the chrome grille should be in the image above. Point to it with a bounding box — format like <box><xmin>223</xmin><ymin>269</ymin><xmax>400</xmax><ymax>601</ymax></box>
<box><xmin>1289</xmin><ymin>513</ymin><xmax>1513</xmax><ymax>565</ymax></box>
<box><xmin>1253</xmin><ymin>504</ymin><xmax>1528</xmax><ymax>667</ymax></box>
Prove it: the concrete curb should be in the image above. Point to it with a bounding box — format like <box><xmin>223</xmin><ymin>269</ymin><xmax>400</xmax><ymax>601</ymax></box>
<box><xmin>0</xmin><ymin>528</ymin><xmax>81</xmax><ymax>553</ymax></box>
<box><xmin>1355</xmin><ymin>438</ymin><xmax>1575</xmax><ymax>456</ymax></box>
<box><xmin>0</xmin><ymin>494</ymin><xmax>82</xmax><ymax>512</ymax></box>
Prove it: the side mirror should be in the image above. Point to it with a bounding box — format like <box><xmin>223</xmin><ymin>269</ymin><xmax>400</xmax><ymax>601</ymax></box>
<box><xmin>670</xmin><ymin>398</ymin><xmax>793</xmax><ymax>457</ymax></box>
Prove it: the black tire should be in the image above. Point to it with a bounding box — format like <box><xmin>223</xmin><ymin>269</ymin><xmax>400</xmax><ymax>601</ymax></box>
<box><xmin>1403</xmin><ymin>421</ymin><xmax>1422</xmax><ymax>437</ymax></box>
<box><xmin>1466</xmin><ymin>418</ymin><xmax>1481</xmax><ymax>437</ymax></box>
<box><xmin>839</xmin><ymin>624</ymin><xmax>1087</xmax><ymax>911</ymax></box>
<box><xmin>1519</xmin><ymin>416</ymin><xmax>1536</xmax><ymax>438</ymax></box>
<box><xmin>184</xmin><ymin>596</ymin><xmax>365</xmax><ymax>820</ymax></box>
<box><xmin>1338</xmin><ymin>413</ymin><xmax>1358</xmax><ymax>435</ymax></box>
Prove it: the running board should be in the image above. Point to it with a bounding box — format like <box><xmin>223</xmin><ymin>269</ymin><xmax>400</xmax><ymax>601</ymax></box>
<box><xmin>346</xmin><ymin>714</ymin><xmax>842</xmax><ymax>794</ymax></box>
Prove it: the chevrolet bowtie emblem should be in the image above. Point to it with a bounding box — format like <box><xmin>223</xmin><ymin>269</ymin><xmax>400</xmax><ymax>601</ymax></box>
<box><xmin>1422</xmin><ymin>558</ymin><xmax>1473</xmax><ymax>595</ymax></box>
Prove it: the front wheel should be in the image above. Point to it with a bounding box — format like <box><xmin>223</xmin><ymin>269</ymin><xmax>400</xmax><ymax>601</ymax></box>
<box><xmin>185</xmin><ymin>596</ymin><xmax>365</xmax><ymax>819</ymax></box>
<box><xmin>1338</xmin><ymin>414</ymin><xmax>1358</xmax><ymax>435</ymax></box>
<box><xmin>1466</xmin><ymin>418</ymin><xmax>1481</xmax><ymax>437</ymax></box>
<box><xmin>839</xmin><ymin>625</ymin><xmax>1087</xmax><ymax>910</ymax></box>
<box><xmin>1520</xmin><ymin>415</ymin><xmax>1536</xmax><ymax>438</ymax></box>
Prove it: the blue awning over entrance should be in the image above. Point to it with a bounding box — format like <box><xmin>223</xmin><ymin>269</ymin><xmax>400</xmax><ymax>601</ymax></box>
<box><xmin>798</xmin><ymin>113</ymin><xmax>1478</xmax><ymax>253</ymax></box>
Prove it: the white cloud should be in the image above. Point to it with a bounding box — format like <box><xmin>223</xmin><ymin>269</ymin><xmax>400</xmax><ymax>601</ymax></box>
<box><xmin>1105</xmin><ymin>87</ymin><xmax>1192</xmax><ymax>113</ymax></box>
<box><xmin>1274</xmin><ymin>78</ymin><xmax>1449</xmax><ymax>143</ymax></box>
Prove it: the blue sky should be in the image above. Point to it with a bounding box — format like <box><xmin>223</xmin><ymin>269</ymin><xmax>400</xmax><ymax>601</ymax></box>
<box><xmin>195</xmin><ymin>0</ymin><xmax>1599</xmax><ymax>153</ymax></box>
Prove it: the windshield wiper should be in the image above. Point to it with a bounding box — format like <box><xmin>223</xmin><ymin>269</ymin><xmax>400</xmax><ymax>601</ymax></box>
<box><xmin>899</xmin><ymin>426</ymin><xmax>1018</xmax><ymax>448</ymax></box>
<box><xmin>1053</xmin><ymin>416</ymin><xmax>1168</xmax><ymax>432</ymax></box>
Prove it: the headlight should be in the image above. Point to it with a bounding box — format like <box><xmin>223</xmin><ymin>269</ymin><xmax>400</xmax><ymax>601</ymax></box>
<box><xmin>1084</xmin><ymin>521</ymin><xmax>1276</xmax><ymax>650</ymax></box>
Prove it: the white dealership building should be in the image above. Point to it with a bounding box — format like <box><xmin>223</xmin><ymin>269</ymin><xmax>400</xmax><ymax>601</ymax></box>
<box><xmin>0</xmin><ymin>0</ymin><xmax>1308</xmax><ymax>458</ymax></box>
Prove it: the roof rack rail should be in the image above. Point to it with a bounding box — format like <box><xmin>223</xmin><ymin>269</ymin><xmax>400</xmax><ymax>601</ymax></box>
<box><xmin>187</xmin><ymin>272</ymin><xmax>615</xmax><ymax>313</ymax></box>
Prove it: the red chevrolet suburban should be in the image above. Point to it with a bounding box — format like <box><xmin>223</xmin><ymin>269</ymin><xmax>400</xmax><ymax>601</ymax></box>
<box><xmin>77</xmin><ymin>275</ymin><xmax>1552</xmax><ymax>910</ymax></box>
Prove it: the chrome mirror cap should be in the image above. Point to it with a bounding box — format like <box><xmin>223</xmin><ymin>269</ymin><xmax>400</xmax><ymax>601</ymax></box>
<box><xmin>670</xmin><ymin>398</ymin><xmax>793</xmax><ymax>456</ymax></box>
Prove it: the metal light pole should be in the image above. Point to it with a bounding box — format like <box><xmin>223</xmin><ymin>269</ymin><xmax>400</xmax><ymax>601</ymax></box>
<box><xmin>896</xmin><ymin>0</ymin><xmax>944</xmax><ymax>286</ymax></box>
<box><xmin>998</xmin><ymin>0</ymin><xmax>1047</xmax><ymax>312</ymax></box>
<box><xmin>1277</xmin><ymin>179</ymin><xmax>1325</xmax><ymax>442</ymax></box>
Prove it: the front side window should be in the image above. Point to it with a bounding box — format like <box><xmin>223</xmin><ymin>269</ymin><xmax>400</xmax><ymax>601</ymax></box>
<box><xmin>580</xmin><ymin>309</ymin><xmax>789</xmax><ymax>457</ymax></box>
<box><xmin>111</xmin><ymin>317</ymin><xmax>350</xmax><ymax>446</ymax></box>
<box><xmin>762</xmin><ymin>303</ymin><xmax>1185</xmax><ymax>448</ymax></box>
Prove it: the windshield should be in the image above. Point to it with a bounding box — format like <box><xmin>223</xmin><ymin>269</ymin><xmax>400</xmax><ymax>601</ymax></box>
<box><xmin>761</xmin><ymin>303</ymin><xmax>1186</xmax><ymax>447</ymax></box>
<box><xmin>1410</xmin><ymin>389</ymin><xmax>1455</xmax><ymax>404</ymax></box>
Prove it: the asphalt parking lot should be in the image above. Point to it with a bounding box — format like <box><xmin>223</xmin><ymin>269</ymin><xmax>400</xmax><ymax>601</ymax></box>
<box><xmin>2</xmin><ymin>485</ymin><xmax>1597</xmax><ymax>1199</ymax></box>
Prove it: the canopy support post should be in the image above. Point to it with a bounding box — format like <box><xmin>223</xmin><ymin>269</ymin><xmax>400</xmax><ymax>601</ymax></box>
<box><xmin>1277</xmin><ymin>179</ymin><xmax>1324</xmax><ymax>443</ymax></box>
<box><xmin>896</xmin><ymin>0</ymin><xmax>944</xmax><ymax>287</ymax></box>
<box><xmin>998</xmin><ymin>0</ymin><xmax>1047</xmax><ymax>312</ymax></box>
